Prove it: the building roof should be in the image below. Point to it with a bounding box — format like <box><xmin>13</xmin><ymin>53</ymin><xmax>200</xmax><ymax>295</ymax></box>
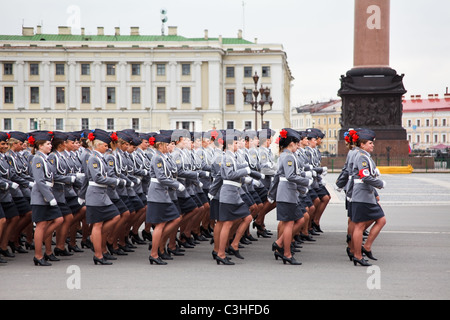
<box><xmin>403</xmin><ymin>94</ymin><xmax>450</xmax><ymax>113</ymax></box>
<box><xmin>0</xmin><ymin>33</ymin><xmax>254</xmax><ymax>45</ymax></box>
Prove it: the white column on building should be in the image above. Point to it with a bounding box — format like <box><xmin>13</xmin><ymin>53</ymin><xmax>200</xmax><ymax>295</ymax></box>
<box><xmin>93</xmin><ymin>61</ymin><xmax>102</xmax><ymax>109</ymax></box>
<box><xmin>143</xmin><ymin>61</ymin><xmax>153</xmax><ymax>109</ymax></box>
<box><xmin>68</xmin><ymin>61</ymin><xmax>77</xmax><ymax>109</ymax></box>
<box><xmin>208</xmin><ymin>60</ymin><xmax>221</xmax><ymax>111</ymax></box>
<box><xmin>15</xmin><ymin>60</ymin><xmax>25</xmax><ymax>109</ymax></box>
<box><xmin>193</xmin><ymin>61</ymin><xmax>202</xmax><ymax>109</ymax></box>
<box><xmin>119</xmin><ymin>61</ymin><xmax>127</xmax><ymax>109</ymax></box>
<box><xmin>168</xmin><ymin>61</ymin><xmax>178</xmax><ymax>109</ymax></box>
<box><xmin>42</xmin><ymin>61</ymin><xmax>51</xmax><ymax>109</ymax></box>
<box><xmin>235</xmin><ymin>65</ymin><xmax>244</xmax><ymax>111</ymax></box>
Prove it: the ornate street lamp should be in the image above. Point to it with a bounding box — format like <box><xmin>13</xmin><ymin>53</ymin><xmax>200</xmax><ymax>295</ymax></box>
<box><xmin>242</xmin><ymin>72</ymin><xmax>273</xmax><ymax>131</ymax></box>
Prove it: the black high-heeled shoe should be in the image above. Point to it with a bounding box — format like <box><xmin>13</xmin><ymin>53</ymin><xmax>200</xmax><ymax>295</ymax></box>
<box><xmin>44</xmin><ymin>253</ymin><xmax>60</xmax><ymax>261</ymax></box>
<box><xmin>312</xmin><ymin>221</ymin><xmax>323</xmax><ymax>233</ymax></box>
<box><xmin>33</xmin><ymin>256</ymin><xmax>52</xmax><ymax>266</ymax></box>
<box><xmin>362</xmin><ymin>246</ymin><xmax>378</xmax><ymax>260</ymax></box>
<box><xmin>227</xmin><ymin>246</ymin><xmax>244</xmax><ymax>259</ymax></box>
<box><xmin>54</xmin><ymin>247</ymin><xmax>73</xmax><ymax>256</ymax></box>
<box><xmin>281</xmin><ymin>255</ymin><xmax>302</xmax><ymax>265</ymax></box>
<box><xmin>142</xmin><ymin>230</ymin><xmax>152</xmax><ymax>242</ymax></box>
<box><xmin>130</xmin><ymin>232</ymin><xmax>146</xmax><ymax>245</ymax></box>
<box><xmin>93</xmin><ymin>256</ymin><xmax>112</xmax><ymax>265</ymax></box>
<box><xmin>353</xmin><ymin>257</ymin><xmax>372</xmax><ymax>267</ymax></box>
<box><xmin>272</xmin><ymin>241</ymin><xmax>284</xmax><ymax>254</ymax></box>
<box><xmin>149</xmin><ymin>255</ymin><xmax>167</xmax><ymax>265</ymax></box>
<box><xmin>158</xmin><ymin>249</ymin><xmax>173</xmax><ymax>260</ymax></box>
<box><xmin>346</xmin><ymin>247</ymin><xmax>354</xmax><ymax>261</ymax></box>
<box><xmin>257</xmin><ymin>230</ymin><xmax>271</xmax><ymax>238</ymax></box>
<box><xmin>215</xmin><ymin>255</ymin><xmax>234</xmax><ymax>265</ymax></box>
<box><xmin>0</xmin><ymin>248</ymin><xmax>15</xmax><ymax>258</ymax></box>
<box><xmin>167</xmin><ymin>245</ymin><xmax>184</xmax><ymax>256</ymax></box>
<box><xmin>9</xmin><ymin>242</ymin><xmax>28</xmax><ymax>254</ymax></box>
<box><xmin>68</xmin><ymin>244</ymin><xmax>84</xmax><ymax>253</ymax></box>
<box><xmin>274</xmin><ymin>251</ymin><xmax>284</xmax><ymax>261</ymax></box>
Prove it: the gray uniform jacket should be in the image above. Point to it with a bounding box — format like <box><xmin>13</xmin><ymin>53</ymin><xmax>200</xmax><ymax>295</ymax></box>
<box><xmin>350</xmin><ymin>149</ymin><xmax>384</xmax><ymax>205</ymax></box>
<box><xmin>219</xmin><ymin>150</ymin><xmax>250</xmax><ymax>205</ymax></box>
<box><xmin>30</xmin><ymin>151</ymin><xmax>57</xmax><ymax>205</ymax></box>
<box><xmin>112</xmin><ymin>149</ymin><xmax>133</xmax><ymax>197</ymax></box>
<box><xmin>48</xmin><ymin>151</ymin><xmax>75</xmax><ymax>204</ymax></box>
<box><xmin>171</xmin><ymin>147</ymin><xmax>199</xmax><ymax>198</ymax></box>
<box><xmin>104</xmin><ymin>152</ymin><xmax>124</xmax><ymax>201</ymax></box>
<box><xmin>135</xmin><ymin>148</ymin><xmax>152</xmax><ymax>195</ymax></box>
<box><xmin>194</xmin><ymin>147</ymin><xmax>212</xmax><ymax>190</ymax></box>
<box><xmin>276</xmin><ymin>149</ymin><xmax>311</xmax><ymax>204</ymax></box>
<box><xmin>85</xmin><ymin>150</ymin><xmax>120</xmax><ymax>207</ymax></box>
<box><xmin>147</xmin><ymin>150</ymin><xmax>181</xmax><ymax>204</ymax></box>
<box><xmin>208</xmin><ymin>149</ymin><xmax>223</xmax><ymax>200</ymax></box>
<box><xmin>0</xmin><ymin>154</ymin><xmax>16</xmax><ymax>203</ymax></box>
<box><xmin>5</xmin><ymin>150</ymin><xmax>33</xmax><ymax>198</ymax></box>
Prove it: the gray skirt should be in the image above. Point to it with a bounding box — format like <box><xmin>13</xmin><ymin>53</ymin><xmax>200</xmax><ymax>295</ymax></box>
<box><xmin>276</xmin><ymin>202</ymin><xmax>304</xmax><ymax>222</ymax></box>
<box><xmin>31</xmin><ymin>205</ymin><xmax>62</xmax><ymax>223</ymax></box>
<box><xmin>146</xmin><ymin>201</ymin><xmax>180</xmax><ymax>224</ymax></box>
<box><xmin>351</xmin><ymin>202</ymin><xmax>385</xmax><ymax>223</ymax></box>
<box><xmin>86</xmin><ymin>204</ymin><xmax>120</xmax><ymax>224</ymax></box>
<box><xmin>218</xmin><ymin>202</ymin><xmax>250</xmax><ymax>222</ymax></box>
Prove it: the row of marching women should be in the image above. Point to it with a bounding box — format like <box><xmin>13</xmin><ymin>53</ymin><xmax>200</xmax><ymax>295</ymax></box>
<box><xmin>0</xmin><ymin>126</ymin><xmax>331</xmax><ymax>266</ymax></box>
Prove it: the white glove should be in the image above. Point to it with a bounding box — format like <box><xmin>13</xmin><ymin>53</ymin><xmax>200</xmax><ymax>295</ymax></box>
<box><xmin>303</xmin><ymin>171</ymin><xmax>312</xmax><ymax>179</ymax></box>
<box><xmin>143</xmin><ymin>169</ymin><xmax>148</xmax><ymax>176</ymax></box>
<box><xmin>71</xmin><ymin>176</ymin><xmax>76</xmax><ymax>183</ymax></box>
<box><xmin>308</xmin><ymin>179</ymin><xmax>313</xmax><ymax>187</ymax></box>
<box><xmin>244</xmin><ymin>177</ymin><xmax>253</xmax><ymax>184</ymax></box>
<box><xmin>245</xmin><ymin>167</ymin><xmax>251</xmax><ymax>174</ymax></box>
<box><xmin>199</xmin><ymin>182</ymin><xmax>203</xmax><ymax>188</ymax></box>
<box><xmin>135</xmin><ymin>178</ymin><xmax>141</xmax><ymax>185</ymax></box>
<box><xmin>178</xmin><ymin>184</ymin><xmax>185</xmax><ymax>192</ymax></box>
<box><xmin>49</xmin><ymin>199</ymin><xmax>58</xmax><ymax>206</ymax></box>
<box><xmin>11</xmin><ymin>182</ymin><xmax>19</xmax><ymax>189</ymax></box>
<box><xmin>78</xmin><ymin>198</ymin><xmax>85</xmax><ymax>205</ymax></box>
<box><xmin>312</xmin><ymin>170</ymin><xmax>317</xmax><ymax>177</ymax></box>
<box><xmin>76</xmin><ymin>172</ymin><xmax>85</xmax><ymax>179</ymax></box>
<box><xmin>260</xmin><ymin>173</ymin><xmax>265</xmax><ymax>180</ymax></box>
<box><xmin>129</xmin><ymin>182</ymin><xmax>135</xmax><ymax>188</ymax></box>
<box><xmin>252</xmin><ymin>180</ymin><xmax>262</xmax><ymax>187</ymax></box>
<box><xmin>322</xmin><ymin>167</ymin><xmax>328</xmax><ymax>176</ymax></box>
<box><xmin>375</xmin><ymin>168</ymin><xmax>381</xmax><ymax>176</ymax></box>
<box><xmin>208</xmin><ymin>193</ymin><xmax>214</xmax><ymax>200</ymax></box>
<box><xmin>381</xmin><ymin>180</ymin><xmax>386</xmax><ymax>189</ymax></box>
<box><xmin>29</xmin><ymin>181</ymin><xmax>35</xmax><ymax>188</ymax></box>
<box><xmin>267</xmin><ymin>197</ymin><xmax>274</xmax><ymax>204</ymax></box>
<box><xmin>334</xmin><ymin>184</ymin><xmax>343</xmax><ymax>192</ymax></box>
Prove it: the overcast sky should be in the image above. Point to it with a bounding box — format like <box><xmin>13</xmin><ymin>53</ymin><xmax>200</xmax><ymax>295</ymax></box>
<box><xmin>2</xmin><ymin>0</ymin><xmax>449</xmax><ymax>106</ymax></box>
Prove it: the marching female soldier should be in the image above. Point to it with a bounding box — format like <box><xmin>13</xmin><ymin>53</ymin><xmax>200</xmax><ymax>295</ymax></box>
<box><xmin>216</xmin><ymin>130</ymin><xmax>253</xmax><ymax>265</ymax></box>
<box><xmin>146</xmin><ymin>133</ymin><xmax>183</xmax><ymax>265</ymax></box>
<box><xmin>272</xmin><ymin>129</ymin><xmax>311</xmax><ymax>265</ymax></box>
<box><xmin>85</xmin><ymin>129</ymin><xmax>121</xmax><ymax>265</ymax></box>
<box><xmin>28</xmin><ymin>131</ymin><xmax>64</xmax><ymax>266</ymax></box>
<box><xmin>350</xmin><ymin>128</ymin><xmax>386</xmax><ymax>266</ymax></box>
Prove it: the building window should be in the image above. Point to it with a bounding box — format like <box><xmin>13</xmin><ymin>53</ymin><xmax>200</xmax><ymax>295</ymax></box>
<box><xmin>106</xmin><ymin>64</ymin><xmax>116</xmax><ymax>76</ymax></box>
<box><xmin>227</xmin><ymin>121</ymin><xmax>234</xmax><ymax>129</ymax></box>
<box><xmin>30</xmin><ymin>63</ymin><xmax>39</xmax><ymax>75</ymax></box>
<box><xmin>426</xmin><ymin>119</ymin><xmax>430</xmax><ymax>127</ymax></box>
<box><xmin>55</xmin><ymin>64</ymin><xmax>65</xmax><ymax>75</ymax></box>
<box><xmin>30</xmin><ymin>87</ymin><xmax>39</xmax><ymax>103</ymax></box>
<box><xmin>262</xmin><ymin>66</ymin><xmax>271</xmax><ymax>77</ymax></box>
<box><xmin>157</xmin><ymin>87</ymin><xmax>166</xmax><ymax>103</ymax></box>
<box><xmin>107</xmin><ymin>118</ymin><xmax>115</xmax><ymax>130</ymax></box>
<box><xmin>226</xmin><ymin>89</ymin><xmax>235</xmax><ymax>105</ymax></box>
<box><xmin>81</xmin><ymin>64</ymin><xmax>90</xmax><ymax>75</ymax></box>
<box><xmin>416</xmin><ymin>119</ymin><xmax>421</xmax><ymax>127</ymax></box>
<box><xmin>244</xmin><ymin>121</ymin><xmax>252</xmax><ymax>130</ymax></box>
<box><xmin>443</xmin><ymin>119</ymin><xmax>447</xmax><ymax>127</ymax></box>
<box><xmin>107</xmin><ymin>87</ymin><xmax>116</xmax><ymax>103</ymax></box>
<box><xmin>182</xmin><ymin>87</ymin><xmax>191</xmax><ymax>103</ymax></box>
<box><xmin>131</xmin><ymin>64</ymin><xmax>141</xmax><ymax>76</ymax></box>
<box><xmin>81</xmin><ymin>118</ymin><xmax>89</xmax><ymax>130</ymax></box>
<box><xmin>226</xmin><ymin>67</ymin><xmax>235</xmax><ymax>78</ymax></box>
<box><xmin>244</xmin><ymin>89</ymin><xmax>252</xmax><ymax>104</ymax></box>
<box><xmin>182</xmin><ymin>64</ymin><xmax>191</xmax><ymax>76</ymax></box>
<box><xmin>56</xmin><ymin>87</ymin><xmax>65</xmax><ymax>104</ymax></box>
<box><xmin>132</xmin><ymin>87</ymin><xmax>141</xmax><ymax>104</ymax></box>
<box><xmin>30</xmin><ymin>118</ymin><xmax>38</xmax><ymax>130</ymax></box>
<box><xmin>407</xmin><ymin>119</ymin><xmax>412</xmax><ymax>127</ymax></box>
<box><xmin>81</xmin><ymin>87</ymin><xmax>90</xmax><ymax>103</ymax></box>
<box><xmin>132</xmin><ymin>118</ymin><xmax>140</xmax><ymax>130</ymax></box>
<box><xmin>443</xmin><ymin>134</ymin><xmax>447</xmax><ymax>143</ymax></box>
<box><xmin>3</xmin><ymin>118</ymin><xmax>12</xmax><ymax>131</ymax></box>
<box><xmin>55</xmin><ymin>118</ymin><xmax>64</xmax><ymax>131</ymax></box>
<box><xmin>244</xmin><ymin>66</ymin><xmax>253</xmax><ymax>78</ymax></box>
<box><xmin>3</xmin><ymin>63</ymin><xmax>13</xmax><ymax>75</ymax></box>
<box><xmin>4</xmin><ymin>87</ymin><xmax>13</xmax><ymax>103</ymax></box>
<box><xmin>157</xmin><ymin>64</ymin><xmax>166</xmax><ymax>76</ymax></box>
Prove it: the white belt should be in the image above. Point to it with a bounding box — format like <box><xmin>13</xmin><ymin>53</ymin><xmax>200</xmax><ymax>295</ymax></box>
<box><xmin>353</xmin><ymin>179</ymin><xmax>364</xmax><ymax>184</ymax></box>
<box><xmin>280</xmin><ymin>177</ymin><xmax>288</xmax><ymax>182</ymax></box>
<box><xmin>89</xmin><ymin>181</ymin><xmax>108</xmax><ymax>188</ymax></box>
<box><xmin>150</xmin><ymin>178</ymin><xmax>160</xmax><ymax>184</ymax></box>
<box><xmin>223</xmin><ymin>180</ymin><xmax>242</xmax><ymax>188</ymax></box>
<box><xmin>45</xmin><ymin>181</ymin><xmax>54</xmax><ymax>187</ymax></box>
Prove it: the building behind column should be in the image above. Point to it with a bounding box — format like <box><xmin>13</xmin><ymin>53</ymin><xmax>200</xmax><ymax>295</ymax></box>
<box><xmin>0</xmin><ymin>25</ymin><xmax>293</xmax><ymax>132</ymax></box>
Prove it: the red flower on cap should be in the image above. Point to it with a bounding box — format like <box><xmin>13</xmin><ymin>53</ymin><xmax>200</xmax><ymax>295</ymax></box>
<box><xmin>218</xmin><ymin>138</ymin><xmax>224</xmax><ymax>145</ymax></box>
<box><xmin>111</xmin><ymin>132</ymin><xmax>118</xmax><ymax>142</ymax></box>
<box><xmin>345</xmin><ymin>135</ymin><xmax>351</xmax><ymax>143</ymax></box>
<box><xmin>88</xmin><ymin>132</ymin><xmax>95</xmax><ymax>141</ymax></box>
<box><xmin>211</xmin><ymin>130</ymin><xmax>219</xmax><ymax>140</ymax></box>
<box><xmin>6</xmin><ymin>133</ymin><xmax>11</xmax><ymax>139</ymax></box>
<box><xmin>28</xmin><ymin>136</ymin><xmax>35</xmax><ymax>146</ymax></box>
<box><xmin>149</xmin><ymin>137</ymin><xmax>155</xmax><ymax>146</ymax></box>
<box><xmin>280</xmin><ymin>129</ymin><xmax>288</xmax><ymax>139</ymax></box>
